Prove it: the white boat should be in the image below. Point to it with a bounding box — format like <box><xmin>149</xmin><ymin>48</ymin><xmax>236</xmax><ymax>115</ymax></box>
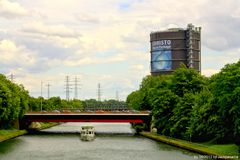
<box><xmin>80</xmin><ymin>126</ymin><xmax>95</xmax><ymax>141</ymax></box>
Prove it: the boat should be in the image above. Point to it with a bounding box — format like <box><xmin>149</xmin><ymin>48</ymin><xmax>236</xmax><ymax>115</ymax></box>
<box><xmin>80</xmin><ymin>126</ymin><xmax>95</xmax><ymax>141</ymax></box>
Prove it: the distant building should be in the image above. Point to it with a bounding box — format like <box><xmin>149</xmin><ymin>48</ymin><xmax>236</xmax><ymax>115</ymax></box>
<box><xmin>150</xmin><ymin>24</ymin><xmax>201</xmax><ymax>75</ymax></box>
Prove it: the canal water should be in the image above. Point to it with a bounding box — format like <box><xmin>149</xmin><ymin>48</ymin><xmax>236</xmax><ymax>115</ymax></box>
<box><xmin>0</xmin><ymin>123</ymin><xmax>201</xmax><ymax>160</ymax></box>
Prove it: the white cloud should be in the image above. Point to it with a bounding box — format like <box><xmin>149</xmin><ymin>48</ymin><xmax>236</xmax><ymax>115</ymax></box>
<box><xmin>1</xmin><ymin>0</ymin><xmax>240</xmax><ymax>100</ymax></box>
<box><xmin>130</xmin><ymin>64</ymin><xmax>144</xmax><ymax>70</ymax></box>
<box><xmin>231</xmin><ymin>8</ymin><xmax>240</xmax><ymax>18</ymax></box>
<box><xmin>0</xmin><ymin>39</ymin><xmax>36</xmax><ymax>65</ymax></box>
<box><xmin>75</xmin><ymin>13</ymin><xmax>100</xmax><ymax>24</ymax></box>
<box><xmin>22</xmin><ymin>22</ymin><xmax>81</xmax><ymax>38</ymax></box>
<box><xmin>201</xmin><ymin>47</ymin><xmax>240</xmax><ymax>78</ymax></box>
<box><xmin>14</xmin><ymin>72</ymin><xmax>68</xmax><ymax>97</ymax></box>
<box><xmin>203</xmin><ymin>49</ymin><xmax>240</xmax><ymax>66</ymax></box>
<box><xmin>64</xmin><ymin>57</ymin><xmax>95</xmax><ymax>66</ymax></box>
<box><xmin>202</xmin><ymin>69</ymin><xmax>219</xmax><ymax>77</ymax></box>
<box><xmin>0</xmin><ymin>0</ymin><xmax>28</xmax><ymax>18</ymax></box>
<box><xmin>63</xmin><ymin>54</ymin><xmax>127</xmax><ymax>66</ymax></box>
<box><xmin>21</xmin><ymin>22</ymin><xmax>82</xmax><ymax>48</ymax></box>
<box><xmin>205</xmin><ymin>37</ymin><xmax>229</xmax><ymax>50</ymax></box>
<box><xmin>0</xmin><ymin>39</ymin><xmax>60</xmax><ymax>74</ymax></box>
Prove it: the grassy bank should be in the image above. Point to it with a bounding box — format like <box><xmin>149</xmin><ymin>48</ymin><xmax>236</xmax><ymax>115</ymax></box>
<box><xmin>200</xmin><ymin>141</ymin><xmax>239</xmax><ymax>157</ymax></box>
<box><xmin>0</xmin><ymin>122</ymin><xmax>59</xmax><ymax>142</ymax></box>
<box><xmin>38</xmin><ymin>122</ymin><xmax>59</xmax><ymax>130</ymax></box>
<box><xmin>140</xmin><ymin>131</ymin><xmax>239</xmax><ymax>159</ymax></box>
<box><xmin>0</xmin><ymin>130</ymin><xmax>27</xmax><ymax>142</ymax></box>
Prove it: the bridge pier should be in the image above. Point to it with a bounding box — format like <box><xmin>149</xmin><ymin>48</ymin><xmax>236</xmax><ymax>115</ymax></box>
<box><xmin>150</xmin><ymin>115</ymin><xmax>156</xmax><ymax>133</ymax></box>
<box><xmin>19</xmin><ymin>118</ymin><xmax>31</xmax><ymax>130</ymax></box>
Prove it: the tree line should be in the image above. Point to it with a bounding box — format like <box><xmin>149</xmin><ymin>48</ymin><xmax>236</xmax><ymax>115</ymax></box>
<box><xmin>127</xmin><ymin>60</ymin><xmax>240</xmax><ymax>144</ymax></box>
<box><xmin>0</xmin><ymin>74</ymin><xmax>126</xmax><ymax>128</ymax></box>
<box><xmin>29</xmin><ymin>97</ymin><xmax>126</xmax><ymax>111</ymax></box>
<box><xmin>28</xmin><ymin>97</ymin><xmax>83</xmax><ymax>111</ymax></box>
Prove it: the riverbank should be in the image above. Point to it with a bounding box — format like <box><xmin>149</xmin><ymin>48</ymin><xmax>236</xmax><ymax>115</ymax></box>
<box><xmin>32</xmin><ymin>122</ymin><xmax>59</xmax><ymax>130</ymax></box>
<box><xmin>0</xmin><ymin>122</ymin><xmax>59</xmax><ymax>142</ymax></box>
<box><xmin>140</xmin><ymin>131</ymin><xmax>239</xmax><ymax>159</ymax></box>
<box><xmin>0</xmin><ymin>130</ymin><xmax>27</xmax><ymax>142</ymax></box>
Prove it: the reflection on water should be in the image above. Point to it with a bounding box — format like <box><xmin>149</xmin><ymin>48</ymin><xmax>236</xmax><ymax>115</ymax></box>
<box><xmin>0</xmin><ymin>138</ymin><xmax>23</xmax><ymax>154</ymax></box>
<box><xmin>0</xmin><ymin>123</ymin><xmax>202</xmax><ymax>160</ymax></box>
<box><xmin>41</xmin><ymin>122</ymin><xmax>135</xmax><ymax>134</ymax></box>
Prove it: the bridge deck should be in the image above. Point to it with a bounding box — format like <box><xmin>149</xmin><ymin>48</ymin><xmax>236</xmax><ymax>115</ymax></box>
<box><xmin>23</xmin><ymin>112</ymin><xmax>150</xmax><ymax>123</ymax></box>
<box><xmin>26</xmin><ymin>111</ymin><xmax>150</xmax><ymax>114</ymax></box>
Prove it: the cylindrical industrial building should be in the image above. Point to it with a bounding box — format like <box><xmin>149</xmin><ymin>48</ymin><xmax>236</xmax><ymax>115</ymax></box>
<box><xmin>150</xmin><ymin>24</ymin><xmax>201</xmax><ymax>75</ymax></box>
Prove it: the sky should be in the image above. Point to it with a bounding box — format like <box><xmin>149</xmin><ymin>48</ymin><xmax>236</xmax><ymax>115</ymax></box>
<box><xmin>0</xmin><ymin>0</ymin><xmax>239</xmax><ymax>101</ymax></box>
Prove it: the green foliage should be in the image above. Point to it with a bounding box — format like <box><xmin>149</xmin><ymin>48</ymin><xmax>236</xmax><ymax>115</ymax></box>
<box><xmin>141</xmin><ymin>132</ymin><xmax>239</xmax><ymax>157</ymax></box>
<box><xmin>188</xmin><ymin>88</ymin><xmax>220</xmax><ymax>141</ymax></box>
<box><xmin>127</xmin><ymin>75</ymin><xmax>172</xmax><ymax>110</ymax></box>
<box><xmin>126</xmin><ymin>91</ymin><xmax>144</xmax><ymax>110</ymax></box>
<box><xmin>170</xmin><ymin>93</ymin><xmax>195</xmax><ymax>140</ymax></box>
<box><xmin>127</xmin><ymin>60</ymin><xmax>240</xmax><ymax>144</ymax></box>
<box><xmin>29</xmin><ymin>97</ymin><xmax>41</xmax><ymax>111</ymax></box>
<box><xmin>29</xmin><ymin>97</ymin><xmax>84</xmax><ymax>111</ymax></box>
<box><xmin>0</xmin><ymin>74</ymin><xmax>29</xmax><ymax>128</ymax></box>
<box><xmin>29</xmin><ymin>97</ymin><xmax>125</xmax><ymax>112</ymax></box>
<box><xmin>209</xmin><ymin>60</ymin><xmax>240</xmax><ymax>143</ymax></box>
<box><xmin>152</xmin><ymin>89</ymin><xmax>178</xmax><ymax>135</ymax></box>
<box><xmin>171</xmin><ymin>65</ymin><xmax>207</xmax><ymax>97</ymax></box>
<box><xmin>0</xmin><ymin>74</ymin><xmax>126</xmax><ymax>129</ymax></box>
<box><xmin>132</xmin><ymin>123</ymin><xmax>148</xmax><ymax>133</ymax></box>
<box><xmin>0</xmin><ymin>130</ymin><xmax>27</xmax><ymax>142</ymax></box>
<box><xmin>47</xmin><ymin>97</ymin><xmax>62</xmax><ymax>109</ymax></box>
<box><xmin>83</xmin><ymin>99</ymin><xmax>126</xmax><ymax>110</ymax></box>
<box><xmin>70</xmin><ymin>99</ymin><xmax>83</xmax><ymax>109</ymax></box>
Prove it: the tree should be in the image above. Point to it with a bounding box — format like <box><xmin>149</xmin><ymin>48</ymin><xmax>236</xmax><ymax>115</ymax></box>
<box><xmin>188</xmin><ymin>88</ymin><xmax>222</xmax><ymax>142</ymax></box>
<box><xmin>48</xmin><ymin>97</ymin><xmax>62</xmax><ymax>110</ymax></box>
<box><xmin>171</xmin><ymin>65</ymin><xmax>206</xmax><ymax>97</ymax></box>
<box><xmin>139</xmin><ymin>75</ymin><xmax>172</xmax><ymax>110</ymax></box>
<box><xmin>126</xmin><ymin>60</ymin><xmax>240</xmax><ymax>143</ymax></box>
<box><xmin>209</xmin><ymin>60</ymin><xmax>240</xmax><ymax>143</ymax></box>
<box><xmin>29</xmin><ymin>97</ymin><xmax>40</xmax><ymax>111</ymax></box>
<box><xmin>69</xmin><ymin>99</ymin><xmax>83</xmax><ymax>109</ymax></box>
<box><xmin>151</xmin><ymin>89</ymin><xmax>178</xmax><ymax>136</ymax></box>
<box><xmin>126</xmin><ymin>90</ymin><xmax>144</xmax><ymax>110</ymax></box>
<box><xmin>17</xmin><ymin>84</ymin><xmax>29</xmax><ymax>117</ymax></box>
<box><xmin>0</xmin><ymin>74</ymin><xmax>29</xmax><ymax>128</ymax></box>
<box><xmin>170</xmin><ymin>93</ymin><xmax>195</xmax><ymax>140</ymax></box>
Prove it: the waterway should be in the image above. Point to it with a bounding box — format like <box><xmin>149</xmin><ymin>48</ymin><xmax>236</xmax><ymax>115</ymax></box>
<box><xmin>0</xmin><ymin>123</ymin><xmax>202</xmax><ymax>160</ymax></box>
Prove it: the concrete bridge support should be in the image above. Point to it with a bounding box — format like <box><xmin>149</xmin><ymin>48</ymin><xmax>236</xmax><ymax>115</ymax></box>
<box><xmin>19</xmin><ymin>118</ymin><xmax>31</xmax><ymax>130</ymax></box>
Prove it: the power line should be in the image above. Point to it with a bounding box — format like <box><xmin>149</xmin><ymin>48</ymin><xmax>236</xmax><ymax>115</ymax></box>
<box><xmin>116</xmin><ymin>90</ymin><xmax>119</xmax><ymax>101</ymax></box>
<box><xmin>46</xmin><ymin>83</ymin><xmax>51</xmax><ymax>99</ymax></box>
<box><xmin>40</xmin><ymin>81</ymin><xmax>43</xmax><ymax>111</ymax></box>
<box><xmin>65</xmin><ymin>76</ymin><xmax>72</xmax><ymax>101</ymax></box>
<box><xmin>74</xmin><ymin>77</ymin><xmax>81</xmax><ymax>99</ymax></box>
<box><xmin>10</xmin><ymin>74</ymin><xmax>14</xmax><ymax>82</ymax></box>
<box><xmin>7</xmin><ymin>73</ymin><xmax>15</xmax><ymax>82</ymax></box>
<box><xmin>97</xmin><ymin>83</ymin><xmax>102</xmax><ymax>101</ymax></box>
<box><xmin>64</xmin><ymin>75</ymin><xmax>77</xmax><ymax>101</ymax></box>
<box><xmin>41</xmin><ymin>81</ymin><xmax>43</xmax><ymax>98</ymax></box>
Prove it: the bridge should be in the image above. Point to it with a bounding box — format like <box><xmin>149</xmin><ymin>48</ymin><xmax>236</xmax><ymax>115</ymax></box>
<box><xmin>20</xmin><ymin>111</ymin><xmax>151</xmax><ymax>129</ymax></box>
